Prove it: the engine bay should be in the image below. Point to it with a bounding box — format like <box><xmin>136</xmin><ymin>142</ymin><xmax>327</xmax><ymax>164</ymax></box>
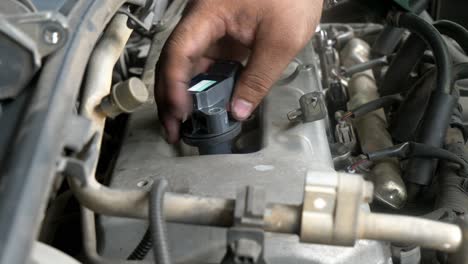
<box><xmin>2</xmin><ymin>0</ymin><xmax>468</xmax><ymax>263</ymax></box>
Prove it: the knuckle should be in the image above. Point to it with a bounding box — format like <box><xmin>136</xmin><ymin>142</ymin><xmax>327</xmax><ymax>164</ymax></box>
<box><xmin>240</xmin><ymin>71</ymin><xmax>273</xmax><ymax>98</ymax></box>
<box><xmin>165</xmin><ymin>31</ymin><xmax>188</xmax><ymax>55</ymax></box>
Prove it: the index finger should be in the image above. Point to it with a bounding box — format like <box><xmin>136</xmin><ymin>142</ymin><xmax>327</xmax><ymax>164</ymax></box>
<box><xmin>157</xmin><ymin>9</ymin><xmax>227</xmax><ymax>119</ymax></box>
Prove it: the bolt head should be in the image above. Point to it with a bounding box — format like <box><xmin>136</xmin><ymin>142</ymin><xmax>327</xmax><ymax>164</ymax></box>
<box><xmin>43</xmin><ymin>27</ymin><xmax>61</xmax><ymax>45</ymax></box>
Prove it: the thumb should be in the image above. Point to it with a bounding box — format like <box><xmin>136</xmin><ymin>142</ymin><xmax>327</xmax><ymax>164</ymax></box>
<box><xmin>231</xmin><ymin>31</ymin><xmax>306</xmax><ymax>120</ymax></box>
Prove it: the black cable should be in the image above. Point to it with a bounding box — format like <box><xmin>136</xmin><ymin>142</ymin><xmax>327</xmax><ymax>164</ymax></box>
<box><xmin>388</xmin><ymin>12</ymin><xmax>453</xmax><ymax>94</ymax></box>
<box><xmin>420</xmin><ymin>12</ymin><xmax>468</xmax><ymax>64</ymax></box>
<box><xmin>379</xmin><ymin>33</ymin><xmax>426</xmax><ymax>96</ymax></box>
<box><xmin>117</xmin><ymin>8</ymin><xmax>151</xmax><ymax>31</ymax></box>
<box><xmin>136</xmin><ymin>0</ymin><xmax>155</xmax><ymax>20</ymax></box>
<box><xmin>379</xmin><ymin>19</ymin><xmax>468</xmax><ymax>96</ymax></box>
<box><xmin>149</xmin><ymin>179</ymin><xmax>171</xmax><ymax>264</ymax></box>
<box><xmin>342</xmin><ymin>56</ymin><xmax>388</xmax><ymax>77</ymax></box>
<box><xmin>366</xmin><ymin>142</ymin><xmax>468</xmax><ymax>172</ymax></box>
<box><xmin>434</xmin><ymin>20</ymin><xmax>468</xmax><ymax>55</ymax></box>
<box><xmin>370</xmin><ymin>0</ymin><xmax>430</xmax><ymax>75</ymax></box>
<box><xmin>388</xmin><ymin>12</ymin><xmax>457</xmax><ymax>188</ymax></box>
<box><xmin>342</xmin><ymin>94</ymin><xmax>402</xmax><ymax>120</ymax></box>
<box><xmin>128</xmin><ymin>229</ymin><xmax>152</xmax><ymax>260</ymax></box>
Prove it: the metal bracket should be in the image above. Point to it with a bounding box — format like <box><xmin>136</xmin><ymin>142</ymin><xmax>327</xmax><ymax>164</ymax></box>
<box><xmin>234</xmin><ymin>186</ymin><xmax>266</xmax><ymax>227</ymax></box>
<box><xmin>222</xmin><ymin>186</ymin><xmax>268</xmax><ymax>264</ymax></box>
<box><xmin>288</xmin><ymin>92</ymin><xmax>327</xmax><ymax>123</ymax></box>
<box><xmin>63</xmin><ymin>115</ymin><xmax>94</xmax><ymax>153</ymax></box>
<box><xmin>58</xmin><ymin>133</ymin><xmax>100</xmax><ymax>186</ymax></box>
<box><xmin>0</xmin><ymin>11</ymin><xmax>69</xmax><ymax>67</ymax></box>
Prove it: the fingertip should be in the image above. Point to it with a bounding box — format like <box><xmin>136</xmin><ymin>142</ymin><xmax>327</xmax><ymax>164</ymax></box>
<box><xmin>162</xmin><ymin>115</ymin><xmax>181</xmax><ymax>144</ymax></box>
<box><xmin>231</xmin><ymin>98</ymin><xmax>253</xmax><ymax>121</ymax></box>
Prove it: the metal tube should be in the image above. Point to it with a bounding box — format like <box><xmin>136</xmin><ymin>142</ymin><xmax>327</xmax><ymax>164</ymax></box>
<box><xmin>264</xmin><ymin>204</ymin><xmax>302</xmax><ymax>234</ymax></box>
<box><xmin>81</xmin><ymin>207</ymin><xmax>150</xmax><ymax>264</ymax></box>
<box><xmin>72</xmin><ymin>15</ymin><xmax>134</xmax><ymax>217</ymax></box>
<box><xmin>72</xmin><ymin>171</ymin><xmax>463</xmax><ymax>253</ymax></box>
<box><xmin>70</xmin><ymin>176</ymin><xmax>235</xmax><ymax>224</ymax></box>
<box><xmin>80</xmin><ymin>13</ymin><xmax>133</xmax><ymax>135</ymax></box>
<box><xmin>70</xmin><ymin>176</ymin><xmax>301</xmax><ymax>234</ymax></box>
<box><xmin>358</xmin><ymin>213</ymin><xmax>463</xmax><ymax>252</ymax></box>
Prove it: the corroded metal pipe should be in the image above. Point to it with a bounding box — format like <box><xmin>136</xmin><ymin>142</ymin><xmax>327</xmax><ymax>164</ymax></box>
<box><xmin>341</xmin><ymin>38</ymin><xmax>407</xmax><ymax>209</ymax></box>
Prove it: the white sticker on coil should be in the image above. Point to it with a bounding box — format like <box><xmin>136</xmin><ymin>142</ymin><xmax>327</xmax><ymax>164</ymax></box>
<box><xmin>188</xmin><ymin>80</ymin><xmax>217</xmax><ymax>92</ymax></box>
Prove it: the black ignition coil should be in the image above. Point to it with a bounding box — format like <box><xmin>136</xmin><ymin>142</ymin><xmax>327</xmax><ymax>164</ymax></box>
<box><xmin>182</xmin><ymin>61</ymin><xmax>243</xmax><ymax>155</ymax></box>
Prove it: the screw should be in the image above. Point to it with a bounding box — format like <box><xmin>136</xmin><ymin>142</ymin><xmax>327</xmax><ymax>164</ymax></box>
<box><xmin>302</xmin><ymin>64</ymin><xmax>314</xmax><ymax>71</ymax></box>
<box><xmin>43</xmin><ymin>27</ymin><xmax>61</xmax><ymax>45</ymax></box>
<box><xmin>287</xmin><ymin>108</ymin><xmax>302</xmax><ymax>121</ymax></box>
<box><xmin>137</xmin><ymin>179</ymin><xmax>153</xmax><ymax>188</ymax></box>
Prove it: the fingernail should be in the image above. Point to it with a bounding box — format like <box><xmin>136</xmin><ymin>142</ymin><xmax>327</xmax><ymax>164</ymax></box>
<box><xmin>232</xmin><ymin>98</ymin><xmax>253</xmax><ymax>120</ymax></box>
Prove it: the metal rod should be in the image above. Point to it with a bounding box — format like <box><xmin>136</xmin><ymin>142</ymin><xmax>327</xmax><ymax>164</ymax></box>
<box><xmin>78</xmin><ymin>12</ymin><xmax>133</xmax><ymax>182</ymax></box>
<box><xmin>81</xmin><ymin>207</ymin><xmax>150</xmax><ymax>264</ymax></box>
<box><xmin>70</xmin><ymin>178</ymin><xmax>302</xmax><ymax>234</ymax></box>
<box><xmin>358</xmin><ymin>212</ymin><xmax>462</xmax><ymax>252</ymax></box>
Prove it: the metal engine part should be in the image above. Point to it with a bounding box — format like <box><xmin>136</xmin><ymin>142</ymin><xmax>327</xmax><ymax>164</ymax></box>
<box><xmin>97</xmin><ymin>42</ymin><xmax>392</xmax><ymax>263</ymax></box>
<box><xmin>340</xmin><ymin>38</ymin><xmax>408</xmax><ymax>209</ymax></box>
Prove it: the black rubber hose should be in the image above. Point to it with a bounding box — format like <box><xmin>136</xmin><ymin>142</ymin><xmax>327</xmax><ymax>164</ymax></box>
<box><xmin>372</xmin><ymin>27</ymin><xmax>406</xmax><ymax>58</ymax></box>
<box><xmin>149</xmin><ymin>179</ymin><xmax>171</xmax><ymax>264</ymax></box>
<box><xmin>379</xmin><ymin>19</ymin><xmax>468</xmax><ymax>96</ymax></box>
<box><xmin>342</xmin><ymin>56</ymin><xmax>388</xmax><ymax>77</ymax></box>
<box><xmin>404</xmin><ymin>92</ymin><xmax>456</xmax><ymax>186</ymax></box>
<box><xmin>434</xmin><ymin>20</ymin><xmax>468</xmax><ymax>55</ymax></box>
<box><xmin>388</xmin><ymin>12</ymin><xmax>453</xmax><ymax>94</ymax></box>
<box><xmin>388</xmin><ymin>12</ymin><xmax>456</xmax><ymax>189</ymax></box>
<box><xmin>371</xmin><ymin>0</ymin><xmax>429</xmax><ymax>58</ymax></box>
<box><xmin>379</xmin><ymin>34</ymin><xmax>426</xmax><ymax>96</ymax></box>
<box><xmin>346</xmin><ymin>94</ymin><xmax>402</xmax><ymax>118</ymax></box>
<box><xmin>367</xmin><ymin>142</ymin><xmax>468</xmax><ymax>172</ymax></box>
<box><xmin>422</xmin><ymin>14</ymin><xmax>468</xmax><ymax>64</ymax></box>
<box><xmin>128</xmin><ymin>229</ymin><xmax>152</xmax><ymax>260</ymax></box>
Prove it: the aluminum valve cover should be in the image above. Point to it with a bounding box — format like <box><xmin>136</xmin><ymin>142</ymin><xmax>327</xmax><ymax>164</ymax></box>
<box><xmin>98</xmin><ymin>42</ymin><xmax>392</xmax><ymax>264</ymax></box>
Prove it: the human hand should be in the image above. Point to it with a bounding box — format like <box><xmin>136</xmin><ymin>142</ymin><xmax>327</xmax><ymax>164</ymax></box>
<box><xmin>155</xmin><ymin>0</ymin><xmax>323</xmax><ymax>143</ymax></box>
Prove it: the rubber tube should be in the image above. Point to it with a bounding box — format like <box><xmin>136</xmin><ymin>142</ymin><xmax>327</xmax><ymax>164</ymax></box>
<box><xmin>379</xmin><ymin>34</ymin><xmax>426</xmax><ymax>96</ymax></box>
<box><xmin>404</xmin><ymin>64</ymin><xmax>468</xmax><ymax>187</ymax></box>
<box><xmin>405</xmin><ymin>93</ymin><xmax>456</xmax><ymax>186</ymax></box>
<box><xmin>343</xmin><ymin>56</ymin><xmax>388</xmax><ymax>77</ymax></box>
<box><xmin>349</xmin><ymin>94</ymin><xmax>402</xmax><ymax>118</ymax></box>
<box><xmin>149</xmin><ymin>179</ymin><xmax>171</xmax><ymax>264</ymax></box>
<box><xmin>389</xmin><ymin>12</ymin><xmax>453</xmax><ymax>94</ymax></box>
<box><xmin>128</xmin><ymin>229</ymin><xmax>152</xmax><ymax>260</ymax></box>
<box><xmin>379</xmin><ymin>19</ymin><xmax>468</xmax><ymax>96</ymax></box>
<box><xmin>436</xmin><ymin>133</ymin><xmax>468</xmax><ymax>214</ymax></box>
<box><xmin>367</xmin><ymin>142</ymin><xmax>468</xmax><ymax>171</ymax></box>
<box><xmin>371</xmin><ymin>27</ymin><xmax>406</xmax><ymax>58</ymax></box>
<box><xmin>371</xmin><ymin>0</ymin><xmax>429</xmax><ymax>58</ymax></box>
<box><xmin>388</xmin><ymin>12</ymin><xmax>455</xmax><ymax>191</ymax></box>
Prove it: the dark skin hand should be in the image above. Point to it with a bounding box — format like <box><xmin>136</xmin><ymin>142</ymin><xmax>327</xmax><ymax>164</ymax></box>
<box><xmin>155</xmin><ymin>0</ymin><xmax>323</xmax><ymax>143</ymax></box>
